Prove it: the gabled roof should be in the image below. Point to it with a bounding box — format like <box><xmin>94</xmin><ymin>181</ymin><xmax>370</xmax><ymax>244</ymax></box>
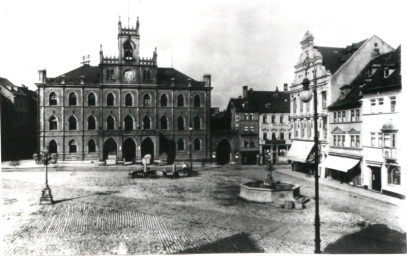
<box><xmin>0</xmin><ymin>77</ymin><xmax>29</xmax><ymax>97</ymax></box>
<box><xmin>157</xmin><ymin>68</ymin><xmax>205</xmax><ymax>87</ymax></box>
<box><xmin>329</xmin><ymin>46</ymin><xmax>401</xmax><ymax>110</ymax></box>
<box><xmin>315</xmin><ymin>39</ymin><xmax>367</xmax><ymax>75</ymax></box>
<box><xmin>228</xmin><ymin>90</ymin><xmax>290</xmax><ymax>113</ymax></box>
<box><xmin>47</xmin><ymin>64</ymin><xmax>101</xmax><ymax>84</ymax></box>
<box><xmin>361</xmin><ymin>46</ymin><xmax>401</xmax><ymax>93</ymax></box>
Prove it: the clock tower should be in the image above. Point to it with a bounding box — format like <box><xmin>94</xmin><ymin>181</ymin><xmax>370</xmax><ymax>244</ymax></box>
<box><xmin>118</xmin><ymin>16</ymin><xmax>140</xmax><ymax>64</ymax></box>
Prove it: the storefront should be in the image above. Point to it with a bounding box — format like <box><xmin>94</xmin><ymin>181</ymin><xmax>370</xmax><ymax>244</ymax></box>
<box><xmin>322</xmin><ymin>155</ymin><xmax>361</xmax><ymax>186</ymax></box>
<box><xmin>284</xmin><ymin>140</ymin><xmax>315</xmax><ymax>173</ymax></box>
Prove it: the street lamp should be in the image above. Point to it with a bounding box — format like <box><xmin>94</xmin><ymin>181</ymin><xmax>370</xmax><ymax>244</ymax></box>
<box><xmin>189</xmin><ymin>126</ymin><xmax>193</xmax><ymax>172</ymax></box>
<box><xmin>33</xmin><ymin>147</ymin><xmax>58</xmax><ymax>205</ymax></box>
<box><xmin>300</xmin><ymin>54</ymin><xmax>321</xmax><ymax>253</ymax></box>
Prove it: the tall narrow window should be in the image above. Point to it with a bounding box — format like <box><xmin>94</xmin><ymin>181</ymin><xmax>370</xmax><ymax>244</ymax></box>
<box><xmin>321</xmin><ymin>91</ymin><xmax>327</xmax><ymax>110</ymax></box>
<box><xmin>378</xmin><ymin>98</ymin><xmax>384</xmax><ymax>113</ymax></box>
<box><xmin>390</xmin><ymin>97</ymin><xmax>396</xmax><ymax>112</ymax></box>
<box><xmin>338</xmin><ymin>111</ymin><xmax>342</xmax><ymax>123</ymax></box>
<box><xmin>193</xmin><ymin>116</ymin><xmax>201</xmax><ymax>130</ymax></box>
<box><xmin>371</xmin><ymin>133</ymin><xmax>376</xmax><ymax>146</ymax></box>
<box><xmin>143</xmin><ymin>116</ymin><xmax>151</xmax><ymax>130</ymax></box>
<box><xmin>107</xmin><ymin>93</ymin><xmax>114</xmax><ymax>106</ymax></box>
<box><xmin>177</xmin><ymin>139</ymin><xmax>185</xmax><ymax>151</ymax></box>
<box><xmin>351</xmin><ymin>135</ymin><xmax>355</xmax><ymax>147</ymax></box>
<box><xmin>123</xmin><ymin>40</ymin><xmax>133</xmax><ymax>60</ymax></box>
<box><xmin>272</xmin><ymin>115</ymin><xmax>275</xmax><ymax>124</ymax></box>
<box><xmin>356</xmin><ymin>135</ymin><xmax>360</xmax><ymax>147</ymax></box>
<box><xmin>194</xmin><ymin>139</ymin><xmax>201</xmax><ymax>150</ymax></box>
<box><xmin>177</xmin><ymin>116</ymin><xmax>185</xmax><ymax>130</ymax></box>
<box><xmin>143</xmin><ymin>94</ymin><xmax>151</xmax><ymax>107</ymax></box>
<box><xmin>160</xmin><ymin>116</ymin><xmax>168</xmax><ymax>130</ymax></box>
<box><xmin>280</xmin><ymin>115</ymin><xmax>284</xmax><ymax>123</ymax></box>
<box><xmin>88</xmin><ymin>140</ymin><xmax>96</xmax><ymax>153</ymax></box>
<box><xmin>125</xmin><ymin>93</ymin><xmax>133</xmax><ymax>107</ymax></box>
<box><xmin>194</xmin><ymin>95</ymin><xmax>201</xmax><ymax>107</ymax></box>
<box><xmin>351</xmin><ymin>110</ymin><xmax>355</xmax><ymax>122</ymax></box>
<box><xmin>370</xmin><ymin>99</ymin><xmax>376</xmax><ymax>113</ymax></box>
<box><xmin>49</xmin><ymin>140</ymin><xmax>57</xmax><ymax>154</ymax></box>
<box><xmin>69</xmin><ymin>140</ymin><xmax>77</xmax><ymax>153</ymax></box>
<box><xmin>160</xmin><ymin>94</ymin><xmax>168</xmax><ymax>107</ymax></box>
<box><xmin>378</xmin><ymin>133</ymin><xmax>383</xmax><ymax>147</ymax></box>
<box><xmin>384</xmin><ymin>133</ymin><xmax>391</xmax><ymax>147</ymax></box>
<box><xmin>68</xmin><ymin>115</ymin><xmax>77</xmax><ymax>130</ymax></box>
<box><xmin>49</xmin><ymin>92</ymin><xmax>57</xmax><ymax>105</ymax></box>
<box><xmin>69</xmin><ymin>92</ymin><xmax>77</xmax><ymax>106</ymax></box>
<box><xmin>293</xmin><ymin>98</ymin><xmax>297</xmax><ymax>114</ymax></box>
<box><xmin>334</xmin><ymin>112</ymin><xmax>337</xmax><ymax>123</ymax></box>
<box><xmin>88</xmin><ymin>92</ymin><xmax>96</xmax><ymax>106</ymax></box>
<box><xmin>49</xmin><ymin>115</ymin><xmax>58</xmax><ymax>130</ymax></box>
<box><xmin>342</xmin><ymin>111</ymin><xmax>346</xmax><ymax>122</ymax></box>
<box><xmin>263</xmin><ymin>115</ymin><xmax>267</xmax><ymax>123</ymax></box>
<box><xmin>107</xmin><ymin>116</ymin><xmax>115</xmax><ymax>130</ymax></box>
<box><xmin>177</xmin><ymin>94</ymin><xmax>184</xmax><ymax>107</ymax></box>
<box><xmin>88</xmin><ymin>116</ymin><xmax>96</xmax><ymax>130</ymax></box>
<box><xmin>333</xmin><ymin>135</ymin><xmax>337</xmax><ymax>146</ymax></box>
<box><xmin>124</xmin><ymin>115</ymin><xmax>134</xmax><ymax>131</ymax></box>
<box><xmin>356</xmin><ymin>109</ymin><xmax>360</xmax><ymax>121</ymax></box>
<box><xmin>280</xmin><ymin>132</ymin><xmax>284</xmax><ymax>139</ymax></box>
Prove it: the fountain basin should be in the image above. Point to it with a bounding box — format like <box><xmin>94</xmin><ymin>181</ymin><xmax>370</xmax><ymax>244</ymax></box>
<box><xmin>239</xmin><ymin>181</ymin><xmax>300</xmax><ymax>205</ymax></box>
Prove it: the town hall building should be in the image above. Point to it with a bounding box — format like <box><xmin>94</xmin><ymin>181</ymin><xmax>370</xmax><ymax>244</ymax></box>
<box><xmin>36</xmin><ymin>17</ymin><xmax>212</xmax><ymax>165</ymax></box>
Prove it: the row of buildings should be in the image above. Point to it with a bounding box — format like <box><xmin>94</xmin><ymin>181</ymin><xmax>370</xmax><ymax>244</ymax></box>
<box><xmin>1</xmin><ymin>17</ymin><xmax>403</xmax><ymax>199</ymax></box>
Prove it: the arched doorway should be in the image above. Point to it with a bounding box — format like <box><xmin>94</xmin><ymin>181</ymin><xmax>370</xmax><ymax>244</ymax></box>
<box><xmin>216</xmin><ymin>140</ymin><xmax>231</xmax><ymax>165</ymax></box>
<box><xmin>103</xmin><ymin>138</ymin><xmax>117</xmax><ymax>160</ymax></box>
<box><xmin>49</xmin><ymin>140</ymin><xmax>58</xmax><ymax>154</ymax></box>
<box><xmin>123</xmin><ymin>138</ymin><xmax>136</xmax><ymax>162</ymax></box>
<box><xmin>141</xmin><ymin>137</ymin><xmax>154</xmax><ymax>162</ymax></box>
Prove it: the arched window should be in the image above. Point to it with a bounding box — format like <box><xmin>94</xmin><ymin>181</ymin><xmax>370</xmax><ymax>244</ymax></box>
<box><xmin>124</xmin><ymin>115</ymin><xmax>134</xmax><ymax>131</ymax></box>
<box><xmin>49</xmin><ymin>115</ymin><xmax>58</xmax><ymax>130</ymax></box>
<box><xmin>106</xmin><ymin>69</ymin><xmax>110</xmax><ymax>80</ymax></box>
<box><xmin>160</xmin><ymin>94</ymin><xmax>168</xmax><ymax>107</ymax></box>
<box><xmin>124</xmin><ymin>40</ymin><xmax>133</xmax><ymax>60</ymax></box>
<box><xmin>194</xmin><ymin>95</ymin><xmax>201</xmax><ymax>107</ymax></box>
<box><xmin>68</xmin><ymin>115</ymin><xmax>77</xmax><ymax>130</ymax></box>
<box><xmin>389</xmin><ymin>167</ymin><xmax>401</xmax><ymax>185</ymax></box>
<box><xmin>143</xmin><ymin>94</ymin><xmax>151</xmax><ymax>107</ymax></box>
<box><xmin>49</xmin><ymin>92</ymin><xmax>57</xmax><ymax>106</ymax></box>
<box><xmin>125</xmin><ymin>93</ymin><xmax>133</xmax><ymax>107</ymax></box>
<box><xmin>69</xmin><ymin>92</ymin><xmax>77</xmax><ymax>106</ymax></box>
<box><xmin>107</xmin><ymin>93</ymin><xmax>114</xmax><ymax>106</ymax></box>
<box><xmin>177</xmin><ymin>116</ymin><xmax>185</xmax><ymax>130</ymax></box>
<box><xmin>69</xmin><ymin>140</ymin><xmax>77</xmax><ymax>153</ymax></box>
<box><xmin>88</xmin><ymin>140</ymin><xmax>96</xmax><ymax>153</ymax></box>
<box><xmin>49</xmin><ymin>140</ymin><xmax>57</xmax><ymax>154</ymax></box>
<box><xmin>194</xmin><ymin>116</ymin><xmax>201</xmax><ymax>130</ymax></box>
<box><xmin>110</xmin><ymin>69</ymin><xmax>115</xmax><ymax>79</ymax></box>
<box><xmin>146</xmin><ymin>70</ymin><xmax>151</xmax><ymax>80</ymax></box>
<box><xmin>177</xmin><ymin>94</ymin><xmax>184</xmax><ymax>107</ymax></box>
<box><xmin>88</xmin><ymin>92</ymin><xmax>96</xmax><ymax>106</ymax></box>
<box><xmin>177</xmin><ymin>139</ymin><xmax>185</xmax><ymax>151</ymax></box>
<box><xmin>160</xmin><ymin>116</ymin><xmax>168</xmax><ymax>130</ymax></box>
<box><xmin>107</xmin><ymin>115</ymin><xmax>115</xmax><ymax>130</ymax></box>
<box><xmin>194</xmin><ymin>139</ymin><xmax>201</xmax><ymax>150</ymax></box>
<box><xmin>143</xmin><ymin>116</ymin><xmax>151</xmax><ymax>130</ymax></box>
<box><xmin>88</xmin><ymin>116</ymin><xmax>96</xmax><ymax>130</ymax></box>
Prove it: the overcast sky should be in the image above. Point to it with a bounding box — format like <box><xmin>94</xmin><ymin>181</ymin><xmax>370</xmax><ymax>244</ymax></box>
<box><xmin>0</xmin><ymin>0</ymin><xmax>404</xmax><ymax>109</ymax></box>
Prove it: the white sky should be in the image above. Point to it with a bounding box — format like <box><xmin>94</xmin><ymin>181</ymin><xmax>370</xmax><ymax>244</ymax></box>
<box><xmin>0</xmin><ymin>0</ymin><xmax>404</xmax><ymax>109</ymax></box>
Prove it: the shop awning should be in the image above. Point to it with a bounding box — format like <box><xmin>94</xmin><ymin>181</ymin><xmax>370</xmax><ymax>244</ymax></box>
<box><xmin>322</xmin><ymin>155</ymin><xmax>360</xmax><ymax>172</ymax></box>
<box><xmin>284</xmin><ymin>140</ymin><xmax>315</xmax><ymax>163</ymax></box>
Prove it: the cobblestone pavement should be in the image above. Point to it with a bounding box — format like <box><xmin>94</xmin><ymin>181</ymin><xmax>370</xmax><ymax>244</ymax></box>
<box><xmin>2</xmin><ymin>166</ymin><xmax>406</xmax><ymax>255</ymax></box>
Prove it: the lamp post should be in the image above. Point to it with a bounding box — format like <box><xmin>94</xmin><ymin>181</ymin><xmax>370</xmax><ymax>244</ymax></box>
<box><xmin>189</xmin><ymin>126</ymin><xmax>193</xmax><ymax>172</ymax></box>
<box><xmin>33</xmin><ymin>147</ymin><xmax>58</xmax><ymax>205</ymax></box>
<box><xmin>300</xmin><ymin>55</ymin><xmax>321</xmax><ymax>253</ymax></box>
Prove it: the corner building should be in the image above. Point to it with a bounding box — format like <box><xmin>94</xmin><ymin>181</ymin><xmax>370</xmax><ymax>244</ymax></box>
<box><xmin>36</xmin><ymin>18</ymin><xmax>212</xmax><ymax>165</ymax></box>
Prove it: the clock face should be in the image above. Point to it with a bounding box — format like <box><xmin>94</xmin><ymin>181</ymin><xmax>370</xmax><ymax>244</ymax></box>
<box><xmin>124</xmin><ymin>70</ymin><xmax>135</xmax><ymax>81</ymax></box>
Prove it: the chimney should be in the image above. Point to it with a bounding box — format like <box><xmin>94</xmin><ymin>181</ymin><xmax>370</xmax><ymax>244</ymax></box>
<box><xmin>284</xmin><ymin>83</ymin><xmax>288</xmax><ymax>92</ymax></box>
<box><xmin>171</xmin><ymin>77</ymin><xmax>175</xmax><ymax>86</ymax></box>
<box><xmin>275</xmin><ymin>86</ymin><xmax>279</xmax><ymax>92</ymax></box>
<box><xmin>203</xmin><ymin>74</ymin><xmax>211</xmax><ymax>87</ymax></box>
<box><xmin>61</xmin><ymin>75</ymin><xmax>65</xmax><ymax>85</ymax></box>
<box><xmin>187</xmin><ymin>78</ymin><xmax>192</xmax><ymax>87</ymax></box>
<box><xmin>38</xmin><ymin>70</ymin><xmax>47</xmax><ymax>84</ymax></box>
<box><xmin>243</xmin><ymin>86</ymin><xmax>248</xmax><ymax>98</ymax></box>
<box><xmin>80</xmin><ymin>75</ymin><xmax>85</xmax><ymax>85</ymax></box>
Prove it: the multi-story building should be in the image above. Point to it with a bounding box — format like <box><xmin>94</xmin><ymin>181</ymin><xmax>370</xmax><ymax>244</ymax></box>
<box><xmin>226</xmin><ymin>85</ymin><xmax>290</xmax><ymax>165</ymax></box>
<box><xmin>36</xmin><ymin>17</ymin><xmax>212</xmax><ymax>165</ymax></box>
<box><xmin>258</xmin><ymin>85</ymin><xmax>291</xmax><ymax>164</ymax></box>
<box><xmin>1</xmin><ymin>77</ymin><xmax>37</xmax><ymax>161</ymax></box>
<box><xmin>360</xmin><ymin>46</ymin><xmax>404</xmax><ymax>199</ymax></box>
<box><xmin>286</xmin><ymin>31</ymin><xmax>394</xmax><ymax>173</ymax></box>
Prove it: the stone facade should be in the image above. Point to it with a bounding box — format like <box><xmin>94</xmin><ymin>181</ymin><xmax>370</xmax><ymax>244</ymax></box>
<box><xmin>36</xmin><ymin>18</ymin><xmax>212</xmax><ymax>165</ymax></box>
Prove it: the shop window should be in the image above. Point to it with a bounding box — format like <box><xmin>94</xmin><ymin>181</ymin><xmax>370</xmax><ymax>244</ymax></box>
<box><xmin>388</xmin><ymin>167</ymin><xmax>401</xmax><ymax>185</ymax></box>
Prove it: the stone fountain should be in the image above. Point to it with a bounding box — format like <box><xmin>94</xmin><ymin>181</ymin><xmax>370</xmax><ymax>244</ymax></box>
<box><xmin>239</xmin><ymin>165</ymin><xmax>308</xmax><ymax>209</ymax></box>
